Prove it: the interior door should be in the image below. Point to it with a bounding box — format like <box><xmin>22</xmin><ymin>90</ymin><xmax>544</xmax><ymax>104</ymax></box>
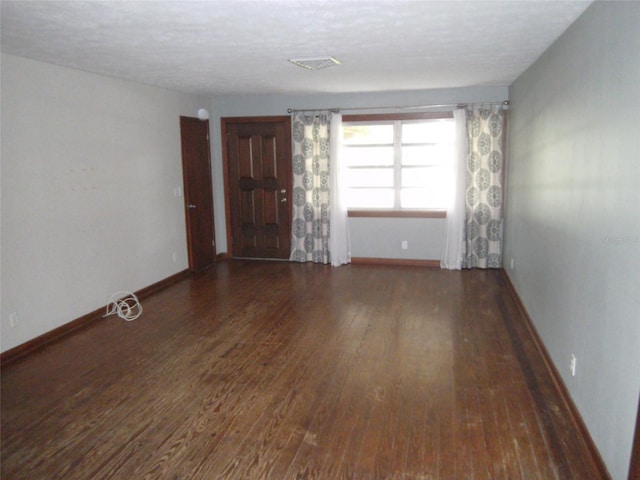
<box><xmin>180</xmin><ymin>116</ymin><xmax>216</xmax><ymax>271</ymax></box>
<box><xmin>223</xmin><ymin>116</ymin><xmax>292</xmax><ymax>259</ymax></box>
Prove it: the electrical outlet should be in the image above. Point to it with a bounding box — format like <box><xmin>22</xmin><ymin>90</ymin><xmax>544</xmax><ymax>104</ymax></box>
<box><xmin>510</xmin><ymin>258</ymin><xmax>515</xmax><ymax>270</ymax></box>
<box><xmin>570</xmin><ymin>354</ymin><xmax>577</xmax><ymax>376</ymax></box>
<box><xmin>172</xmin><ymin>252</ymin><xmax>177</xmax><ymax>263</ymax></box>
<box><xmin>401</xmin><ymin>240</ymin><xmax>408</xmax><ymax>250</ymax></box>
<box><xmin>9</xmin><ymin>312</ymin><xmax>18</xmax><ymax>328</ymax></box>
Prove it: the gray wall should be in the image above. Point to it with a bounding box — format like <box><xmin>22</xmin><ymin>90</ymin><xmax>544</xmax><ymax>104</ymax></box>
<box><xmin>349</xmin><ymin>217</ymin><xmax>444</xmax><ymax>260</ymax></box>
<box><xmin>1</xmin><ymin>54</ymin><xmax>210</xmax><ymax>352</ymax></box>
<box><xmin>505</xmin><ymin>3</ymin><xmax>640</xmax><ymax>478</ymax></box>
<box><xmin>209</xmin><ymin>87</ymin><xmax>508</xmax><ymax>258</ymax></box>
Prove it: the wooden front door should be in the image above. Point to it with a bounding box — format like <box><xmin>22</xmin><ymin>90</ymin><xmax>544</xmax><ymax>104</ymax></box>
<box><xmin>180</xmin><ymin>116</ymin><xmax>216</xmax><ymax>271</ymax></box>
<box><xmin>223</xmin><ymin>117</ymin><xmax>292</xmax><ymax>259</ymax></box>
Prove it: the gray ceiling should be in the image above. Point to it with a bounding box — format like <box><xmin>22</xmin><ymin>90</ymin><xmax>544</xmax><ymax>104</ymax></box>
<box><xmin>0</xmin><ymin>0</ymin><xmax>593</xmax><ymax>96</ymax></box>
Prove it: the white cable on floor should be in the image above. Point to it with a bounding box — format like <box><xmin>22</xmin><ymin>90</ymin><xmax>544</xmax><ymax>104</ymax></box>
<box><xmin>104</xmin><ymin>291</ymin><xmax>143</xmax><ymax>321</ymax></box>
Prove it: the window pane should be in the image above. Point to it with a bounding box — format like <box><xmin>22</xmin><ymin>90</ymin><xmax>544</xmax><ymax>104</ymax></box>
<box><xmin>401</xmin><ymin>166</ymin><xmax>450</xmax><ymax>188</ymax></box>
<box><xmin>343</xmin><ymin>124</ymin><xmax>393</xmax><ymax>145</ymax></box>
<box><xmin>401</xmin><ymin>188</ymin><xmax>449</xmax><ymax>209</ymax></box>
<box><xmin>344</xmin><ymin>146</ymin><xmax>394</xmax><ymax>167</ymax></box>
<box><xmin>347</xmin><ymin>167</ymin><xmax>393</xmax><ymax>188</ymax></box>
<box><xmin>347</xmin><ymin>188</ymin><xmax>394</xmax><ymax>208</ymax></box>
<box><xmin>402</xmin><ymin>120</ymin><xmax>455</xmax><ymax>144</ymax></box>
<box><xmin>402</xmin><ymin>144</ymin><xmax>452</xmax><ymax>166</ymax></box>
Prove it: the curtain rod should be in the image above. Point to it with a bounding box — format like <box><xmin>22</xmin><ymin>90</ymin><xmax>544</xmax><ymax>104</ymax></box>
<box><xmin>287</xmin><ymin>100</ymin><xmax>509</xmax><ymax>114</ymax></box>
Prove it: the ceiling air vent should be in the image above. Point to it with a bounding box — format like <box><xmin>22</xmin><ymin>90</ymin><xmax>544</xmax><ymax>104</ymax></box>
<box><xmin>288</xmin><ymin>57</ymin><xmax>341</xmax><ymax>70</ymax></box>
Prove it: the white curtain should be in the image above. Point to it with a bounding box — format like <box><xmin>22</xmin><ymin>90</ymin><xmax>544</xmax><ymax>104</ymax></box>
<box><xmin>329</xmin><ymin>113</ymin><xmax>351</xmax><ymax>266</ymax></box>
<box><xmin>441</xmin><ymin>109</ymin><xmax>468</xmax><ymax>269</ymax></box>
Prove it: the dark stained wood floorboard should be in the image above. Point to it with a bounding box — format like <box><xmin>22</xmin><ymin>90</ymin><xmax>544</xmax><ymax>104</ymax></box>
<box><xmin>1</xmin><ymin>262</ymin><xmax>605</xmax><ymax>479</ymax></box>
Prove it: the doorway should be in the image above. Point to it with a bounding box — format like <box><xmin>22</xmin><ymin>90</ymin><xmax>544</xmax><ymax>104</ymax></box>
<box><xmin>222</xmin><ymin>116</ymin><xmax>292</xmax><ymax>259</ymax></box>
<box><xmin>180</xmin><ymin>116</ymin><xmax>216</xmax><ymax>271</ymax></box>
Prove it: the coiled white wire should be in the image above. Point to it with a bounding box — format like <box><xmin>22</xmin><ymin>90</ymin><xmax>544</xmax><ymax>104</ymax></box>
<box><xmin>104</xmin><ymin>291</ymin><xmax>143</xmax><ymax>321</ymax></box>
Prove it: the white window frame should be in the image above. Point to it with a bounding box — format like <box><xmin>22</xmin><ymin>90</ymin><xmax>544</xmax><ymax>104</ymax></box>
<box><xmin>342</xmin><ymin>112</ymin><xmax>454</xmax><ymax>216</ymax></box>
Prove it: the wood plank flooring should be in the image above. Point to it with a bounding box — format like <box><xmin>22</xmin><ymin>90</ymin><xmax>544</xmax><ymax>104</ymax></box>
<box><xmin>1</xmin><ymin>261</ymin><xmax>605</xmax><ymax>479</ymax></box>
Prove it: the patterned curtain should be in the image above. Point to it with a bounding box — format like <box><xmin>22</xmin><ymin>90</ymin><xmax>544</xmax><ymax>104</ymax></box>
<box><xmin>463</xmin><ymin>106</ymin><xmax>506</xmax><ymax>269</ymax></box>
<box><xmin>289</xmin><ymin>113</ymin><xmax>332</xmax><ymax>263</ymax></box>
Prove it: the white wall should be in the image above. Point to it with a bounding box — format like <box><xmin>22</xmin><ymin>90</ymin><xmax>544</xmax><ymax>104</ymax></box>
<box><xmin>1</xmin><ymin>54</ymin><xmax>210</xmax><ymax>352</ymax></box>
<box><xmin>505</xmin><ymin>3</ymin><xmax>640</xmax><ymax>478</ymax></box>
<box><xmin>210</xmin><ymin>87</ymin><xmax>508</xmax><ymax>258</ymax></box>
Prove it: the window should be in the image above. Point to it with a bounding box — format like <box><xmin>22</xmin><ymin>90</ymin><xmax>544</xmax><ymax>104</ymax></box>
<box><xmin>342</xmin><ymin>113</ymin><xmax>455</xmax><ymax>211</ymax></box>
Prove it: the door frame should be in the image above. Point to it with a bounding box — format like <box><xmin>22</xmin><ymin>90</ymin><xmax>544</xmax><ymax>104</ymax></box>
<box><xmin>221</xmin><ymin>116</ymin><xmax>292</xmax><ymax>258</ymax></box>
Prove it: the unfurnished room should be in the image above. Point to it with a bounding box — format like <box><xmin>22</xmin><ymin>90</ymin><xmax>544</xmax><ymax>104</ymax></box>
<box><xmin>1</xmin><ymin>1</ymin><xmax>639</xmax><ymax>479</ymax></box>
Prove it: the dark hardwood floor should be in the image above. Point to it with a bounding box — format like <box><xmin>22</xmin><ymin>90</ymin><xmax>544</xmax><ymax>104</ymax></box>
<box><xmin>1</xmin><ymin>261</ymin><xmax>605</xmax><ymax>479</ymax></box>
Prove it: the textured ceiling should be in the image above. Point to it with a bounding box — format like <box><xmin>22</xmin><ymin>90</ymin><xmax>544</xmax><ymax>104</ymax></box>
<box><xmin>1</xmin><ymin>0</ymin><xmax>592</xmax><ymax>96</ymax></box>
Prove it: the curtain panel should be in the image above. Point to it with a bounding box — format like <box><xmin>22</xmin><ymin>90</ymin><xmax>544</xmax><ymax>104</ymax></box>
<box><xmin>441</xmin><ymin>109</ymin><xmax>468</xmax><ymax>269</ymax></box>
<box><xmin>289</xmin><ymin>113</ymin><xmax>332</xmax><ymax>263</ymax></box>
<box><xmin>328</xmin><ymin>113</ymin><xmax>351</xmax><ymax>266</ymax></box>
<box><xmin>462</xmin><ymin>106</ymin><xmax>506</xmax><ymax>269</ymax></box>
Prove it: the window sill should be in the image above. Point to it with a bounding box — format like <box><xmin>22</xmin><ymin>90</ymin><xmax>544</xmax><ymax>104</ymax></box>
<box><xmin>347</xmin><ymin>210</ymin><xmax>447</xmax><ymax>219</ymax></box>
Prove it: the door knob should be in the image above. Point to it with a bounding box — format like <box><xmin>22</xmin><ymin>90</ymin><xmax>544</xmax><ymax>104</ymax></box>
<box><xmin>187</xmin><ymin>204</ymin><xmax>197</xmax><ymax>209</ymax></box>
<box><xmin>280</xmin><ymin>198</ymin><xmax>287</xmax><ymax>203</ymax></box>
<box><xmin>280</xmin><ymin>189</ymin><xmax>287</xmax><ymax>194</ymax></box>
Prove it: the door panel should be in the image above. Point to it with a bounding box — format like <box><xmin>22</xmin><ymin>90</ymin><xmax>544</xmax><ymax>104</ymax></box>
<box><xmin>223</xmin><ymin>117</ymin><xmax>292</xmax><ymax>259</ymax></box>
<box><xmin>180</xmin><ymin>116</ymin><xmax>216</xmax><ymax>271</ymax></box>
